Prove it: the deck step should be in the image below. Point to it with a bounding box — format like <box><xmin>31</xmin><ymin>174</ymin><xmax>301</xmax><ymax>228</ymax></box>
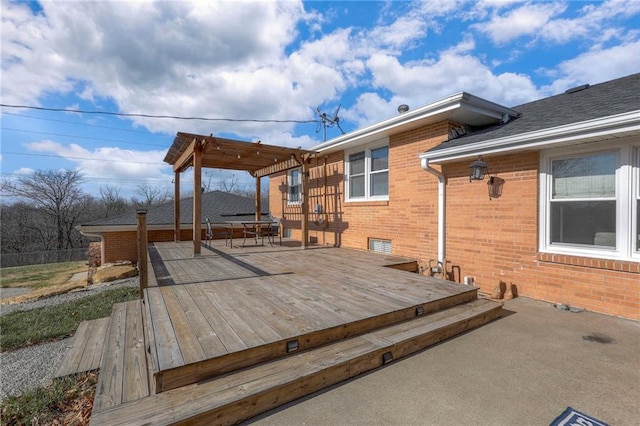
<box><xmin>55</xmin><ymin>317</ymin><xmax>110</xmax><ymax>377</ymax></box>
<box><xmin>89</xmin><ymin>298</ymin><xmax>502</xmax><ymax>426</ymax></box>
<box><xmin>92</xmin><ymin>299</ymin><xmax>150</xmax><ymax>415</ymax></box>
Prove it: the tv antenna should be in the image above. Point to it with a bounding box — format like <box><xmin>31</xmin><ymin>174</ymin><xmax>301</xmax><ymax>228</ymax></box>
<box><xmin>316</xmin><ymin>105</ymin><xmax>345</xmax><ymax>141</ymax></box>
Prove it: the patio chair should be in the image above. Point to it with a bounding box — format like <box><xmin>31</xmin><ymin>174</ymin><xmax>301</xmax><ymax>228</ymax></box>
<box><xmin>262</xmin><ymin>217</ymin><xmax>282</xmax><ymax>246</ymax></box>
<box><xmin>205</xmin><ymin>217</ymin><xmax>230</xmax><ymax>247</ymax></box>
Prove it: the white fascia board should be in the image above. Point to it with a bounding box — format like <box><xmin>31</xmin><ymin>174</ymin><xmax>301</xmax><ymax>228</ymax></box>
<box><xmin>314</xmin><ymin>92</ymin><xmax>517</xmax><ymax>154</ymax></box>
<box><xmin>419</xmin><ymin>111</ymin><xmax>640</xmax><ymax>163</ymax></box>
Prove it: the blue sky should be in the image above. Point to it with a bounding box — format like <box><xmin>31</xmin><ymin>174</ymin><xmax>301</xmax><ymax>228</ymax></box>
<box><xmin>1</xmin><ymin>0</ymin><xmax>639</xmax><ymax>200</ymax></box>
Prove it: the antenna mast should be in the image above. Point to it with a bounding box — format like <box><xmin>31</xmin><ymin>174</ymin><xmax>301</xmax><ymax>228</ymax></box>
<box><xmin>316</xmin><ymin>105</ymin><xmax>345</xmax><ymax>141</ymax></box>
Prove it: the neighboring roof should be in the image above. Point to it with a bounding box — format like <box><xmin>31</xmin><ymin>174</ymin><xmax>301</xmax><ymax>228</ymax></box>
<box><xmin>421</xmin><ymin>73</ymin><xmax>640</xmax><ymax>162</ymax></box>
<box><xmin>313</xmin><ymin>92</ymin><xmax>520</xmax><ymax>154</ymax></box>
<box><xmin>164</xmin><ymin>133</ymin><xmax>317</xmax><ymax>178</ymax></box>
<box><xmin>80</xmin><ymin>191</ymin><xmax>268</xmax><ymax>230</ymax></box>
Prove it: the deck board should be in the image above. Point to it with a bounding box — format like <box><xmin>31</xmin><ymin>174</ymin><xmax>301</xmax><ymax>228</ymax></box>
<box><xmin>90</xmin><ymin>299</ymin><xmax>502</xmax><ymax>426</ymax></box>
<box><xmin>55</xmin><ymin>317</ymin><xmax>109</xmax><ymax>377</ymax></box>
<box><xmin>143</xmin><ymin>241</ymin><xmax>477</xmax><ymax>392</ymax></box>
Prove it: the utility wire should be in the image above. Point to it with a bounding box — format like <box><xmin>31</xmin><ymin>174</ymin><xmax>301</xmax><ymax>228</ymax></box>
<box><xmin>2</xmin><ymin>112</ymin><xmax>168</xmax><ymax>136</ymax></box>
<box><xmin>2</xmin><ymin>151</ymin><xmax>163</xmax><ymax>165</ymax></box>
<box><xmin>1</xmin><ymin>104</ymin><xmax>320</xmax><ymax>124</ymax></box>
<box><xmin>2</xmin><ymin>127</ymin><xmax>167</xmax><ymax>148</ymax></box>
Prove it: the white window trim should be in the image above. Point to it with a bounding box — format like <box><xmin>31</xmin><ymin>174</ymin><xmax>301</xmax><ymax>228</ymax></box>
<box><xmin>344</xmin><ymin>139</ymin><xmax>389</xmax><ymax>202</ymax></box>
<box><xmin>539</xmin><ymin>138</ymin><xmax>639</xmax><ymax>261</ymax></box>
<box><xmin>287</xmin><ymin>168</ymin><xmax>302</xmax><ymax>205</ymax></box>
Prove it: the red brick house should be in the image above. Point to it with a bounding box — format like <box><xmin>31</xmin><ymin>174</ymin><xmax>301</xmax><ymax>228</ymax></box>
<box><xmin>269</xmin><ymin>73</ymin><xmax>640</xmax><ymax>319</ymax></box>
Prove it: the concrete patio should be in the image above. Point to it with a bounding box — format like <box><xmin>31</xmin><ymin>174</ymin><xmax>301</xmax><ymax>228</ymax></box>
<box><xmin>248</xmin><ymin>297</ymin><xmax>640</xmax><ymax>425</ymax></box>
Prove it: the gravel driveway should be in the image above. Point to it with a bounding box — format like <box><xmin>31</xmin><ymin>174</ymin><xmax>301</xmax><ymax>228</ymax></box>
<box><xmin>0</xmin><ymin>278</ymin><xmax>138</xmax><ymax>401</ymax></box>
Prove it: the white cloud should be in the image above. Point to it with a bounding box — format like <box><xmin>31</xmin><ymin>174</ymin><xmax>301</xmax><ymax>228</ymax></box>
<box><xmin>349</xmin><ymin>51</ymin><xmax>539</xmax><ymax>125</ymax></box>
<box><xmin>25</xmin><ymin>139</ymin><xmax>172</xmax><ymax>187</ymax></box>
<box><xmin>473</xmin><ymin>2</ymin><xmax>567</xmax><ymax>45</ymax></box>
<box><xmin>540</xmin><ymin>41</ymin><xmax>640</xmax><ymax>94</ymax></box>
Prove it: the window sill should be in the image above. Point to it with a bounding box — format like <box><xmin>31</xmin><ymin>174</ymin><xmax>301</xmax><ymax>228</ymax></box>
<box><xmin>536</xmin><ymin>253</ymin><xmax>640</xmax><ymax>273</ymax></box>
<box><xmin>345</xmin><ymin>200</ymin><xmax>389</xmax><ymax>207</ymax></box>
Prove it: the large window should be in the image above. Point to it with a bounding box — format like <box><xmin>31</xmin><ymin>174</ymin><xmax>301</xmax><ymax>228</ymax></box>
<box><xmin>540</xmin><ymin>141</ymin><xmax>639</xmax><ymax>260</ymax></box>
<box><xmin>345</xmin><ymin>143</ymin><xmax>389</xmax><ymax>201</ymax></box>
<box><xmin>287</xmin><ymin>168</ymin><xmax>301</xmax><ymax>204</ymax></box>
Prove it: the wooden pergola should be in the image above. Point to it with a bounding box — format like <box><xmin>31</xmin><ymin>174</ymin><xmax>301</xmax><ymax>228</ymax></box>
<box><xmin>163</xmin><ymin>132</ymin><xmax>316</xmax><ymax>255</ymax></box>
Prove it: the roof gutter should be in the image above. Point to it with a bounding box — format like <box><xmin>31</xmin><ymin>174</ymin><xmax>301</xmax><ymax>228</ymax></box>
<box><xmin>420</xmin><ymin>157</ymin><xmax>445</xmax><ymax>265</ymax></box>
<box><xmin>420</xmin><ymin>111</ymin><xmax>640</xmax><ymax>163</ymax></box>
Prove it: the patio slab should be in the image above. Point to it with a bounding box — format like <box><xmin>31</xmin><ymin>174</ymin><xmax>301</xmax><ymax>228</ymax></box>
<box><xmin>248</xmin><ymin>297</ymin><xmax>640</xmax><ymax>425</ymax></box>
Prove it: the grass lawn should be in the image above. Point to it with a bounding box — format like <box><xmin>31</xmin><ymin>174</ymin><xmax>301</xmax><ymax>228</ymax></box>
<box><xmin>1</xmin><ymin>261</ymin><xmax>88</xmax><ymax>289</ymax></box>
<box><xmin>1</xmin><ymin>371</ymin><xmax>97</xmax><ymax>425</ymax></box>
<box><xmin>0</xmin><ymin>286</ymin><xmax>139</xmax><ymax>352</ymax></box>
<box><xmin>0</xmin><ymin>284</ymin><xmax>139</xmax><ymax>424</ymax></box>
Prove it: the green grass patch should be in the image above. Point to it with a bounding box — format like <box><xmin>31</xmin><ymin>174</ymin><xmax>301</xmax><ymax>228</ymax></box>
<box><xmin>1</xmin><ymin>261</ymin><xmax>87</xmax><ymax>289</ymax></box>
<box><xmin>0</xmin><ymin>286</ymin><xmax>139</xmax><ymax>352</ymax></box>
<box><xmin>0</xmin><ymin>370</ymin><xmax>97</xmax><ymax>425</ymax></box>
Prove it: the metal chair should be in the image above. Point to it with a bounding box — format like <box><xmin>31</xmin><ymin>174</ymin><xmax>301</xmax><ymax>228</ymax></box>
<box><xmin>262</xmin><ymin>217</ymin><xmax>282</xmax><ymax>246</ymax></box>
<box><xmin>205</xmin><ymin>217</ymin><xmax>230</xmax><ymax>247</ymax></box>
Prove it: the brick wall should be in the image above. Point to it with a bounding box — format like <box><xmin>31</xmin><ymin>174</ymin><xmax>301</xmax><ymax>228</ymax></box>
<box><xmin>102</xmin><ymin>228</ymin><xmax>201</xmax><ymax>263</ymax></box>
<box><xmin>270</xmin><ymin>122</ymin><xmax>448</xmax><ymax>259</ymax></box>
<box><xmin>443</xmin><ymin>151</ymin><xmax>639</xmax><ymax>319</ymax></box>
<box><xmin>269</xmin><ymin>125</ymin><xmax>640</xmax><ymax>319</ymax></box>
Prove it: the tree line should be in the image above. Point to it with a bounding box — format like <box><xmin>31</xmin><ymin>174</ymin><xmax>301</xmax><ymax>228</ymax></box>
<box><xmin>0</xmin><ymin>170</ymin><xmax>263</xmax><ymax>255</ymax></box>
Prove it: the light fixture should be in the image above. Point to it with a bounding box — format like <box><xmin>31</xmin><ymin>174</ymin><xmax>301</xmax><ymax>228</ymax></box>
<box><xmin>382</xmin><ymin>351</ymin><xmax>393</xmax><ymax>365</ymax></box>
<box><xmin>415</xmin><ymin>306</ymin><xmax>425</xmax><ymax>316</ymax></box>
<box><xmin>286</xmin><ymin>339</ymin><xmax>299</xmax><ymax>353</ymax></box>
<box><xmin>237</xmin><ymin>154</ymin><xmax>241</xmax><ymax>159</ymax></box>
<box><xmin>487</xmin><ymin>176</ymin><xmax>505</xmax><ymax>200</ymax></box>
<box><xmin>469</xmin><ymin>156</ymin><xmax>488</xmax><ymax>181</ymax></box>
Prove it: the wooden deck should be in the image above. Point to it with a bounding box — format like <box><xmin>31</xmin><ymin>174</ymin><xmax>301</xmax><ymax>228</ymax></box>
<box><xmin>52</xmin><ymin>239</ymin><xmax>503</xmax><ymax>424</ymax></box>
<box><xmin>143</xmin><ymin>241</ymin><xmax>479</xmax><ymax>393</ymax></box>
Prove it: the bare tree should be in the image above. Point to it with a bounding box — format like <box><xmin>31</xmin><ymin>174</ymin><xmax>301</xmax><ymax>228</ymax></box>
<box><xmin>216</xmin><ymin>175</ymin><xmax>240</xmax><ymax>193</ymax></box>
<box><xmin>6</xmin><ymin>170</ymin><xmax>86</xmax><ymax>250</ymax></box>
<box><xmin>99</xmin><ymin>185</ymin><xmax>128</xmax><ymax>217</ymax></box>
<box><xmin>132</xmin><ymin>183</ymin><xmax>171</xmax><ymax>208</ymax></box>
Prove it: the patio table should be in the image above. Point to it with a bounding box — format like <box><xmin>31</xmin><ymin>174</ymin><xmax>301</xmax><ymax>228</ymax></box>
<box><xmin>225</xmin><ymin>220</ymin><xmax>277</xmax><ymax>247</ymax></box>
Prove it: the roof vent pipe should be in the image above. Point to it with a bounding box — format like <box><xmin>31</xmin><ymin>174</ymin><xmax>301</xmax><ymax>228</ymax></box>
<box><xmin>398</xmin><ymin>104</ymin><xmax>409</xmax><ymax>114</ymax></box>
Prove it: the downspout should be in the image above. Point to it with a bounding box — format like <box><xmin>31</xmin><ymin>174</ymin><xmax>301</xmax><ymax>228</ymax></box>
<box><xmin>420</xmin><ymin>158</ymin><xmax>445</xmax><ymax>265</ymax></box>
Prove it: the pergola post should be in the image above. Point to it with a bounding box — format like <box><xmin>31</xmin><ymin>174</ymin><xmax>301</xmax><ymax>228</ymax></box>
<box><xmin>301</xmin><ymin>160</ymin><xmax>310</xmax><ymax>248</ymax></box>
<box><xmin>193</xmin><ymin>140</ymin><xmax>202</xmax><ymax>256</ymax></box>
<box><xmin>255</xmin><ymin>176</ymin><xmax>261</xmax><ymax>221</ymax></box>
<box><xmin>136</xmin><ymin>209</ymin><xmax>148</xmax><ymax>298</ymax></box>
<box><xmin>174</xmin><ymin>171</ymin><xmax>180</xmax><ymax>242</ymax></box>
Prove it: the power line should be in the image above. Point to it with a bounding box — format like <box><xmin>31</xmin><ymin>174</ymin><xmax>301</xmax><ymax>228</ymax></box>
<box><xmin>1</xmin><ymin>104</ymin><xmax>320</xmax><ymax>124</ymax></box>
<box><xmin>2</xmin><ymin>151</ymin><xmax>164</xmax><ymax>165</ymax></box>
<box><xmin>2</xmin><ymin>127</ymin><xmax>167</xmax><ymax>148</ymax></box>
<box><xmin>2</xmin><ymin>111</ymin><xmax>169</xmax><ymax>136</ymax></box>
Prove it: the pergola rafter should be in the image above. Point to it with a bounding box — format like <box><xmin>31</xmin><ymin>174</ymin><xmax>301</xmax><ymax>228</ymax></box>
<box><xmin>163</xmin><ymin>132</ymin><xmax>317</xmax><ymax>255</ymax></box>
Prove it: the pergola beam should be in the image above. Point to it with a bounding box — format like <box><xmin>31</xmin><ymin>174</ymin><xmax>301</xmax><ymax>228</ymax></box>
<box><xmin>163</xmin><ymin>132</ymin><xmax>317</xmax><ymax>256</ymax></box>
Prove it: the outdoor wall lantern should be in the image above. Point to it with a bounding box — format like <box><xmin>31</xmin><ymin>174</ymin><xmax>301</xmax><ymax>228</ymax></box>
<box><xmin>487</xmin><ymin>176</ymin><xmax>505</xmax><ymax>200</ymax></box>
<box><xmin>469</xmin><ymin>156</ymin><xmax>488</xmax><ymax>181</ymax></box>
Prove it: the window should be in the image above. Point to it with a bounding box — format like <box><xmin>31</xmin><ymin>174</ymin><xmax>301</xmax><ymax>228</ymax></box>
<box><xmin>287</xmin><ymin>168</ymin><xmax>301</xmax><ymax>204</ymax></box>
<box><xmin>369</xmin><ymin>238</ymin><xmax>392</xmax><ymax>253</ymax></box>
<box><xmin>540</xmin><ymin>140</ymin><xmax>639</xmax><ymax>260</ymax></box>
<box><xmin>346</xmin><ymin>143</ymin><xmax>389</xmax><ymax>201</ymax></box>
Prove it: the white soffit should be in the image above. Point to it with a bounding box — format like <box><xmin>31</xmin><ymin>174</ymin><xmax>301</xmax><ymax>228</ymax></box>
<box><xmin>419</xmin><ymin>111</ymin><xmax>640</xmax><ymax>163</ymax></box>
<box><xmin>314</xmin><ymin>92</ymin><xmax>518</xmax><ymax>154</ymax></box>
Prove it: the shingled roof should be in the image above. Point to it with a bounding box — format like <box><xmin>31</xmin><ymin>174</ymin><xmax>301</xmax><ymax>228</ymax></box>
<box><xmin>426</xmin><ymin>73</ymin><xmax>639</xmax><ymax>154</ymax></box>
<box><xmin>83</xmin><ymin>191</ymin><xmax>267</xmax><ymax>227</ymax></box>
